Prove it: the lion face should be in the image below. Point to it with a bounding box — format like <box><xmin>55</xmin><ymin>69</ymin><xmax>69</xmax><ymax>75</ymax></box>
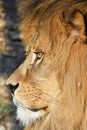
<box><xmin>7</xmin><ymin>8</ymin><xmax>87</xmax><ymax>129</ymax></box>
<box><xmin>7</xmin><ymin>21</ymin><xmax>61</xmax><ymax>125</ymax></box>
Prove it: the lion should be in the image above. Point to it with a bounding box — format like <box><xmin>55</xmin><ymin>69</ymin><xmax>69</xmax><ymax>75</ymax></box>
<box><xmin>6</xmin><ymin>0</ymin><xmax>87</xmax><ymax>130</ymax></box>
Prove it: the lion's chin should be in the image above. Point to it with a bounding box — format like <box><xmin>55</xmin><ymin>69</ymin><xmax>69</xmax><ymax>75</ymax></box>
<box><xmin>17</xmin><ymin>106</ymin><xmax>44</xmax><ymax>126</ymax></box>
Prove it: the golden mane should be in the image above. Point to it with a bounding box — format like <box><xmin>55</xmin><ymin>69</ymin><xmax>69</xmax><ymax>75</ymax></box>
<box><xmin>17</xmin><ymin>0</ymin><xmax>87</xmax><ymax>20</ymax></box>
<box><xmin>18</xmin><ymin>0</ymin><xmax>87</xmax><ymax>46</ymax></box>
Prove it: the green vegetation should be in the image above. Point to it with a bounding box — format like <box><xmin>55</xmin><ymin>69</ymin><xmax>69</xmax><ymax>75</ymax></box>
<box><xmin>0</xmin><ymin>102</ymin><xmax>13</xmax><ymax>115</ymax></box>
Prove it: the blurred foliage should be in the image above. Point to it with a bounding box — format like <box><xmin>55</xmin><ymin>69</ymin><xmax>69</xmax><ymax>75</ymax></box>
<box><xmin>0</xmin><ymin>102</ymin><xmax>13</xmax><ymax>116</ymax></box>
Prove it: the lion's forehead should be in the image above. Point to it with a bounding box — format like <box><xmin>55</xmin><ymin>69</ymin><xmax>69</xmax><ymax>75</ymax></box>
<box><xmin>29</xmin><ymin>26</ymin><xmax>51</xmax><ymax>53</ymax></box>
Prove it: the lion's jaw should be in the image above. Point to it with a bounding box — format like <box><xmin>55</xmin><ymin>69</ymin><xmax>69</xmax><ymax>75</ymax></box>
<box><xmin>11</xmin><ymin>71</ymin><xmax>59</xmax><ymax>126</ymax></box>
<box><xmin>17</xmin><ymin>107</ymin><xmax>44</xmax><ymax>126</ymax></box>
<box><xmin>12</xmin><ymin>95</ymin><xmax>44</xmax><ymax>126</ymax></box>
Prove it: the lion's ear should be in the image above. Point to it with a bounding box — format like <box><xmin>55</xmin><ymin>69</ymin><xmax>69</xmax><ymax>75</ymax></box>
<box><xmin>63</xmin><ymin>9</ymin><xmax>85</xmax><ymax>37</ymax></box>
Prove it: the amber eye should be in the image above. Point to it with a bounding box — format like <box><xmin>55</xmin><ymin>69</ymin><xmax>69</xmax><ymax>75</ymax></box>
<box><xmin>36</xmin><ymin>52</ymin><xmax>44</xmax><ymax>59</ymax></box>
<box><xmin>32</xmin><ymin>51</ymin><xmax>44</xmax><ymax>65</ymax></box>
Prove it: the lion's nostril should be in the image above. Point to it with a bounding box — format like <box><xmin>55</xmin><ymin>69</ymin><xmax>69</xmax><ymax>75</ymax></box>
<box><xmin>6</xmin><ymin>83</ymin><xmax>19</xmax><ymax>94</ymax></box>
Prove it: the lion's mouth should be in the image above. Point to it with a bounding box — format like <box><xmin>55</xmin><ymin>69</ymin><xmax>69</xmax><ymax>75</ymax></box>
<box><xmin>28</xmin><ymin>106</ymin><xmax>48</xmax><ymax>112</ymax></box>
<box><xmin>13</xmin><ymin>96</ymin><xmax>48</xmax><ymax>112</ymax></box>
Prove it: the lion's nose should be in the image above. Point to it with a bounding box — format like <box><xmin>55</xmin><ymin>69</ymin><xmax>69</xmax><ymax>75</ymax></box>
<box><xmin>6</xmin><ymin>83</ymin><xmax>19</xmax><ymax>94</ymax></box>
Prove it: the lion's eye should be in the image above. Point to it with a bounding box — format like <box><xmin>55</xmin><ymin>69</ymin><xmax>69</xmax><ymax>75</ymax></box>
<box><xmin>30</xmin><ymin>51</ymin><xmax>44</xmax><ymax>65</ymax></box>
<box><xmin>33</xmin><ymin>52</ymin><xmax>44</xmax><ymax>65</ymax></box>
<box><xmin>36</xmin><ymin>52</ymin><xmax>44</xmax><ymax>60</ymax></box>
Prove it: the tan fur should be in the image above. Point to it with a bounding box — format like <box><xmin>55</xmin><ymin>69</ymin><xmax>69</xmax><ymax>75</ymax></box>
<box><xmin>7</xmin><ymin>0</ymin><xmax>87</xmax><ymax>130</ymax></box>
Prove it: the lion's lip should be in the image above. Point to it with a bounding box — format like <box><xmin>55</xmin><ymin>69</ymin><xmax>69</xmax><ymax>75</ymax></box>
<box><xmin>13</xmin><ymin>96</ymin><xmax>48</xmax><ymax>112</ymax></box>
<box><xmin>28</xmin><ymin>106</ymin><xmax>48</xmax><ymax>112</ymax></box>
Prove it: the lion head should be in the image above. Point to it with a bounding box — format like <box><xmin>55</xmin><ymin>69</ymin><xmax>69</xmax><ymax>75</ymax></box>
<box><xmin>7</xmin><ymin>1</ymin><xmax>87</xmax><ymax>130</ymax></box>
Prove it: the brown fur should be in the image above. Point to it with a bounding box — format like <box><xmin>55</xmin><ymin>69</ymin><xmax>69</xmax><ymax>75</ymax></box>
<box><xmin>7</xmin><ymin>0</ymin><xmax>87</xmax><ymax>130</ymax></box>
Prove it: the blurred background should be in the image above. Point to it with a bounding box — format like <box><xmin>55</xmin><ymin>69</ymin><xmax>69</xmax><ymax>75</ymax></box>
<box><xmin>0</xmin><ymin>0</ymin><xmax>25</xmax><ymax>129</ymax></box>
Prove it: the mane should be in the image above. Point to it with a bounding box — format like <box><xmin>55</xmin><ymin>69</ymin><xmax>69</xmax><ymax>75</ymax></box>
<box><xmin>17</xmin><ymin>0</ymin><xmax>87</xmax><ymax>47</ymax></box>
<box><xmin>17</xmin><ymin>0</ymin><xmax>87</xmax><ymax>22</ymax></box>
